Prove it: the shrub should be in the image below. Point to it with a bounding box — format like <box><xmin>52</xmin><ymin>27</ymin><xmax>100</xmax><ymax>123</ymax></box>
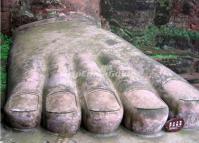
<box><xmin>0</xmin><ymin>33</ymin><xmax>12</xmax><ymax>94</ymax></box>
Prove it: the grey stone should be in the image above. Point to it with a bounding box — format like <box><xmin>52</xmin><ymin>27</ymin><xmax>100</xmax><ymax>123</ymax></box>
<box><xmin>4</xmin><ymin>13</ymin><xmax>199</xmax><ymax>135</ymax></box>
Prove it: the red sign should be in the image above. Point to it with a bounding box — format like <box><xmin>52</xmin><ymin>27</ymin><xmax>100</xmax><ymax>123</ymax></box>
<box><xmin>164</xmin><ymin>118</ymin><xmax>184</xmax><ymax>132</ymax></box>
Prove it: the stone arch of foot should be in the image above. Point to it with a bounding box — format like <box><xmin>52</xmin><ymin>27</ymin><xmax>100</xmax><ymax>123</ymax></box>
<box><xmin>4</xmin><ymin>13</ymin><xmax>199</xmax><ymax>135</ymax></box>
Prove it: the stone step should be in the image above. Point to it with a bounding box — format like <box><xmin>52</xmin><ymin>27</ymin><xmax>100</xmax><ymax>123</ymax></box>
<box><xmin>180</xmin><ymin>73</ymin><xmax>199</xmax><ymax>85</ymax></box>
<box><xmin>181</xmin><ymin>72</ymin><xmax>199</xmax><ymax>89</ymax></box>
<box><xmin>192</xmin><ymin>83</ymin><xmax>199</xmax><ymax>89</ymax></box>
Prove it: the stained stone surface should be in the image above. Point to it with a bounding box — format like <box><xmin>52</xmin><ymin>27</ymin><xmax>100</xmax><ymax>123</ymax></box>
<box><xmin>43</xmin><ymin>54</ymin><xmax>81</xmax><ymax>134</ymax></box>
<box><xmin>98</xmin><ymin>56</ymin><xmax>169</xmax><ymax>134</ymax></box>
<box><xmin>3</xmin><ymin>12</ymin><xmax>199</xmax><ymax>136</ymax></box>
<box><xmin>75</xmin><ymin>53</ymin><xmax>123</xmax><ymax>133</ymax></box>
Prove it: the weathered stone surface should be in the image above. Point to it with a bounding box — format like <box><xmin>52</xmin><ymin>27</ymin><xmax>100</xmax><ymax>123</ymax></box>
<box><xmin>1</xmin><ymin>0</ymin><xmax>101</xmax><ymax>35</ymax></box>
<box><xmin>44</xmin><ymin>55</ymin><xmax>81</xmax><ymax>134</ymax></box>
<box><xmin>7</xmin><ymin>94</ymin><xmax>39</xmax><ymax>112</ymax></box>
<box><xmin>163</xmin><ymin>80</ymin><xmax>199</xmax><ymax>128</ymax></box>
<box><xmin>99</xmin><ymin>56</ymin><xmax>168</xmax><ymax>134</ymax></box>
<box><xmin>4</xmin><ymin>13</ymin><xmax>199</xmax><ymax>135</ymax></box>
<box><xmin>171</xmin><ymin>0</ymin><xmax>199</xmax><ymax>31</ymax></box>
<box><xmin>154</xmin><ymin>0</ymin><xmax>172</xmax><ymax>26</ymax></box>
<box><xmin>9</xmin><ymin>0</ymin><xmax>100</xmax><ymax>28</ymax></box>
<box><xmin>1</xmin><ymin>11</ymin><xmax>11</xmax><ymax>35</ymax></box>
<box><xmin>75</xmin><ymin>53</ymin><xmax>123</xmax><ymax>133</ymax></box>
<box><xmin>101</xmin><ymin>0</ymin><xmax>155</xmax><ymax>30</ymax></box>
<box><xmin>128</xmin><ymin>49</ymin><xmax>199</xmax><ymax>129</ymax></box>
<box><xmin>4</xmin><ymin>57</ymin><xmax>46</xmax><ymax>129</ymax></box>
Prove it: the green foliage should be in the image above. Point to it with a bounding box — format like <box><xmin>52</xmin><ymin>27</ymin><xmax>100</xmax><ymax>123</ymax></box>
<box><xmin>0</xmin><ymin>33</ymin><xmax>12</xmax><ymax>94</ymax></box>
<box><xmin>1</xmin><ymin>33</ymin><xmax>12</xmax><ymax>60</ymax></box>
<box><xmin>111</xmin><ymin>25</ymin><xmax>159</xmax><ymax>49</ymax></box>
<box><xmin>151</xmin><ymin>54</ymin><xmax>178</xmax><ymax>59</ymax></box>
<box><xmin>158</xmin><ymin>0</ymin><xmax>172</xmax><ymax>9</ymax></box>
<box><xmin>160</xmin><ymin>26</ymin><xmax>199</xmax><ymax>40</ymax></box>
<box><xmin>133</xmin><ymin>26</ymin><xmax>159</xmax><ymax>49</ymax></box>
<box><xmin>110</xmin><ymin>24</ymin><xmax>199</xmax><ymax>50</ymax></box>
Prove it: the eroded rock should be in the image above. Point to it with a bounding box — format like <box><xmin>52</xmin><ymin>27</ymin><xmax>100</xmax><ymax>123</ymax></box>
<box><xmin>128</xmin><ymin>50</ymin><xmax>199</xmax><ymax>129</ymax></box>
<box><xmin>98</xmin><ymin>55</ymin><xmax>168</xmax><ymax>134</ymax></box>
<box><xmin>44</xmin><ymin>54</ymin><xmax>81</xmax><ymax>134</ymax></box>
<box><xmin>75</xmin><ymin>53</ymin><xmax>123</xmax><ymax>133</ymax></box>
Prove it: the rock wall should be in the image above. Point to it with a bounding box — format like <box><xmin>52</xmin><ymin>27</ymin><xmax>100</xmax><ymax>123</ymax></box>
<box><xmin>170</xmin><ymin>0</ymin><xmax>199</xmax><ymax>31</ymax></box>
<box><xmin>1</xmin><ymin>0</ymin><xmax>199</xmax><ymax>34</ymax></box>
<box><xmin>154</xmin><ymin>0</ymin><xmax>172</xmax><ymax>26</ymax></box>
<box><xmin>100</xmin><ymin>0</ymin><xmax>199</xmax><ymax>31</ymax></box>
<box><xmin>1</xmin><ymin>0</ymin><xmax>100</xmax><ymax>35</ymax></box>
<box><xmin>1</xmin><ymin>0</ymin><xmax>17</xmax><ymax>35</ymax></box>
<box><xmin>101</xmin><ymin>0</ymin><xmax>155</xmax><ymax>30</ymax></box>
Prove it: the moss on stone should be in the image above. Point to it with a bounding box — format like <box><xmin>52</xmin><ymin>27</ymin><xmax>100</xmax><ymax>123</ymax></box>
<box><xmin>110</xmin><ymin>24</ymin><xmax>199</xmax><ymax>50</ymax></box>
<box><xmin>151</xmin><ymin>54</ymin><xmax>178</xmax><ymax>59</ymax></box>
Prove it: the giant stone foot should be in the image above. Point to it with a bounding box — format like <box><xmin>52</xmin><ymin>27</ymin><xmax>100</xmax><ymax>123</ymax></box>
<box><xmin>4</xmin><ymin>13</ymin><xmax>199</xmax><ymax>135</ymax></box>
